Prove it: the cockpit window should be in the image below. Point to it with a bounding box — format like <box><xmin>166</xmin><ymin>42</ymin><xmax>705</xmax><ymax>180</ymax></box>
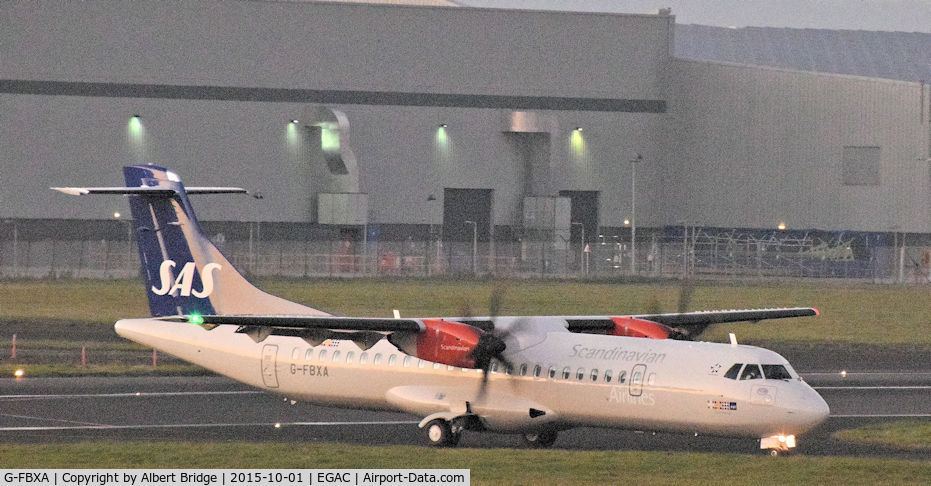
<box><xmin>724</xmin><ymin>364</ymin><xmax>742</xmax><ymax>380</ymax></box>
<box><xmin>762</xmin><ymin>364</ymin><xmax>792</xmax><ymax>380</ymax></box>
<box><xmin>740</xmin><ymin>364</ymin><xmax>763</xmax><ymax>380</ymax></box>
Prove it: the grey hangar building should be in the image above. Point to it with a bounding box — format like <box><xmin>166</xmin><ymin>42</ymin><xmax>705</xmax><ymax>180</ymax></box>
<box><xmin>2</xmin><ymin>0</ymin><xmax>930</xmax><ymax>279</ymax></box>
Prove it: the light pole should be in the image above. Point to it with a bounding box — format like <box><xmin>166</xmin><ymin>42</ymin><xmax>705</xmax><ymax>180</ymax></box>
<box><xmin>571</xmin><ymin>221</ymin><xmax>585</xmax><ymax>275</ymax></box>
<box><xmin>630</xmin><ymin>152</ymin><xmax>642</xmax><ymax>275</ymax></box>
<box><xmin>464</xmin><ymin>220</ymin><xmax>477</xmax><ymax>275</ymax></box>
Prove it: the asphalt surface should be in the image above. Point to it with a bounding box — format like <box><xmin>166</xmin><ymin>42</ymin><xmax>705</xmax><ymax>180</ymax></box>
<box><xmin>0</xmin><ymin>374</ymin><xmax>927</xmax><ymax>460</ymax></box>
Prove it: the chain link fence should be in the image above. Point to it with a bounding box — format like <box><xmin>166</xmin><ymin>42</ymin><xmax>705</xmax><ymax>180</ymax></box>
<box><xmin>2</xmin><ymin>224</ymin><xmax>929</xmax><ymax>283</ymax></box>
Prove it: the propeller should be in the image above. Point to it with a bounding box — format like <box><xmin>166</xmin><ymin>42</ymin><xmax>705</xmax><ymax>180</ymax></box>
<box><xmin>469</xmin><ymin>280</ymin><xmax>518</xmax><ymax>400</ymax></box>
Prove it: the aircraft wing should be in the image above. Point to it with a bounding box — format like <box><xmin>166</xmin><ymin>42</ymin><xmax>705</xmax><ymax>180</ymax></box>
<box><xmin>635</xmin><ymin>307</ymin><xmax>818</xmax><ymax>326</ymax></box>
<box><xmin>166</xmin><ymin>306</ymin><xmax>817</xmax><ymax>345</ymax></box>
<box><xmin>566</xmin><ymin>307</ymin><xmax>818</xmax><ymax>339</ymax></box>
<box><xmin>159</xmin><ymin>314</ymin><xmax>422</xmax><ymax>349</ymax></box>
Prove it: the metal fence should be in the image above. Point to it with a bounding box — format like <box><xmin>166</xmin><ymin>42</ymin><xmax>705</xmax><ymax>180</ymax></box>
<box><xmin>1</xmin><ymin>227</ymin><xmax>929</xmax><ymax>283</ymax></box>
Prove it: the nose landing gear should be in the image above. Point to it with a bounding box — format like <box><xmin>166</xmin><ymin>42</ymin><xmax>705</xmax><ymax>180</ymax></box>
<box><xmin>761</xmin><ymin>434</ymin><xmax>796</xmax><ymax>456</ymax></box>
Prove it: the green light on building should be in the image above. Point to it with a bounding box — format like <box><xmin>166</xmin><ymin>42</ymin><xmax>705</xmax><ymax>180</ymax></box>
<box><xmin>321</xmin><ymin>127</ymin><xmax>340</xmax><ymax>151</ymax></box>
<box><xmin>435</xmin><ymin>125</ymin><xmax>448</xmax><ymax>147</ymax></box>
<box><xmin>286</xmin><ymin>121</ymin><xmax>300</xmax><ymax>146</ymax></box>
<box><xmin>128</xmin><ymin>115</ymin><xmax>143</xmax><ymax>140</ymax></box>
<box><xmin>570</xmin><ymin>128</ymin><xmax>584</xmax><ymax>153</ymax></box>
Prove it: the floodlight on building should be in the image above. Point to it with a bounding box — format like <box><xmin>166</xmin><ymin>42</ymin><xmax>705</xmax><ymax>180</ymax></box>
<box><xmin>778</xmin><ymin>222</ymin><xmax>787</xmax><ymax>231</ymax></box>
<box><xmin>290</xmin><ymin>119</ymin><xmax>300</xmax><ymax>124</ymax></box>
<box><xmin>113</xmin><ymin>212</ymin><xmax>121</xmax><ymax>219</ymax></box>
<box><xmin>439</xmin><ymin>123</ymin><xmax>448</xmax><ymax>128</ymax></box>
<box><xmin>574</xmin><ymin>127</ymin><xmax>583</xmax><ymax>131</ymax></box>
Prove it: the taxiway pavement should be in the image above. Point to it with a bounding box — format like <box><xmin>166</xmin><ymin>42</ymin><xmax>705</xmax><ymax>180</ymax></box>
<box><xmin>0</xmin><ymin>374</ymin><xmax>927</xmax><ymax>460</ymax></box>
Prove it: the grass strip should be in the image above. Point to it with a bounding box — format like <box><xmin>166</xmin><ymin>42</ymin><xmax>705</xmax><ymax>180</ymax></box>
<box><xmin>0</xmin><ymin>442</ymin><xmax>927</xmax><ymax>485</ymax></box>
<box><xmin>833</xmin><ymin>419</ymin><xmax>931</xmax><ymax>450</ymax></box>
<box><xmin>3</xmin><ymin>279</ymin><xmax>930</xmax><ymax>345</ymax></box>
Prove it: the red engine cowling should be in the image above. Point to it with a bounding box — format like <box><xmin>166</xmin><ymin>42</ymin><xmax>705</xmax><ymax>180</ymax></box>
<box><xmin>390</xmin><ymin>319</ymin><xmax>484</xmax><ymax>368</ymax></box>
<box><xmin>609</xmin><ymin>316</ymin><xmax>674</xmax><ymax>339</ymax></box>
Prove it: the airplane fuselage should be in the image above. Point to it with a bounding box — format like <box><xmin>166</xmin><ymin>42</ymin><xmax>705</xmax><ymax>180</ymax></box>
<box><xmin>115</xmin><ymin>317</ymin><xmax>828</xmax><ymax>441</ymax></box>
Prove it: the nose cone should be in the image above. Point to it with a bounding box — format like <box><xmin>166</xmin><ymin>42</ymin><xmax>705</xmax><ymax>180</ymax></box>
<box><xmin>790</xmin><ymin>386</ymin><xmax>831</xmax><ymax>433</ymax></box>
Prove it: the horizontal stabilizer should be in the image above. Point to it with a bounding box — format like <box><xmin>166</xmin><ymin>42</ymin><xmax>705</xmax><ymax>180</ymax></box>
<box><xmin>51</xmin><ymin>186</ymin><xmax>248</xmax><ymax>196</ymax></box>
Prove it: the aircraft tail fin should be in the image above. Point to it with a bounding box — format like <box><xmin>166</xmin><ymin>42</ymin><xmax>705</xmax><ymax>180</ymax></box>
<box><xmin>53</xmin><ymin>165</ymin><xmax>329</xmax><ymax>318</ymax></box>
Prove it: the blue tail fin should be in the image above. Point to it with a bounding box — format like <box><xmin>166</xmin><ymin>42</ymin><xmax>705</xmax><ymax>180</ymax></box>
<box><xmin>57</xmin><ymin>165</ymin><xmax>329</xmax><ymax>318</ymax></box>
<box><xmin>123</xmin><ymin>166</ymin><xmax>216</xmax><ymax>317</ymax></box>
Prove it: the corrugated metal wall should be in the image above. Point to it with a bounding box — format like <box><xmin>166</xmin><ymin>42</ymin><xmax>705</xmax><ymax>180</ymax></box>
<box><xmin>665</xmin><ymin>59</ymin><xmax>930</xmax><ymax>232</ymax></box>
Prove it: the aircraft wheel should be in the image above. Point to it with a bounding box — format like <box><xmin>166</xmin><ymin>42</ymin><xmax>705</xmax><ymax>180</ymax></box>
<box><xmin>424</xmin><ymin>419</ymin><xmax>460</xmax><ymax>447</ymax></box>
<box><xmin>522</xmin><ymin>430</ymin><xmax>557</xmax><ymax>448</ymax></box>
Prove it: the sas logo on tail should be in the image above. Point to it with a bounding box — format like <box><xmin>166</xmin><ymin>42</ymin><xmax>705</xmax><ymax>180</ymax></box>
<box><xmin>151</xmin><ymin>260</ymin><xmax>221</xmax><ymax>298</ymax></box>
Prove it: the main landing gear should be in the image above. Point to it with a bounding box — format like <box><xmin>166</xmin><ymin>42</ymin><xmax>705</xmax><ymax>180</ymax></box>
<box><xmin>424</xmin><ymin>419</ymin><xmax>461</xmax><ymax>447</ymax></box>
<box><xmin>521</xmin><ymin>430</ymin><xmax>558</xmax><ymax>448</ymax></box>
<box><xmin>422</xmin><ymin>418</ymin><xmax>559</xmax><ymax>449</ymax></box>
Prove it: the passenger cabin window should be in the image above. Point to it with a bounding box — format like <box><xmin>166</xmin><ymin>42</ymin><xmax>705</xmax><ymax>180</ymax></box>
<box><xmin>548</xmin><ymin>367</ymin><xmax>557</xmax><ymax>379</ymax></box>
<box><xmin>519</xmin><ymin>364</ymin><xmax>528</xmax><ymax>376</ymax></box>
<box><xmin>388</xmin><ymin>354</ymin><xmax>397</xmax><ymax>366</ymax></box>
<box><xmin>373</xmin><ymin>353</ymin><xmax>383</xmax><ymax>365</ymax></box>
<box><xmin>762</xmin><ymin>364</ymin><xmax>792</xmax><ymax>380</ymax></box>
<box><xmin>740</xmin><ymin>364</ymin><xmax>763</xmax><ymax>380</ymax></box>
<box><xmin>576</xmin><ymin>368</ymin><xmax>585</xmax><ymax>381</ymax></box>
<box><xmin>533</xmin><ymin>365</ymin><xmax>542</xmax><ymax>377</ymax></box>
<box><xmin>332</xmin><ymin>351</ymin><xmax>340</xmax><ymax>361</ymax></box>
<box><xmin>418</xmin><ymin>359</ymin><xmax>426</xmax><ymax>368</ymax></box>
<box><xmin>318</xmin><ymin>349</ymin><xmax>327</xmax><ymax>360</ymax></box>
<box><xmin>402</xmin><ymin>356</ymin><xmax>411</xmax><ymax>367</ymax></box>
<box><xmin>604</xmin><ymin>370</ymin><xmax>613</xmax><ymax>382</ymax></box>
<box><xmin>562</xmin><ymin>367</ymin><xmax>571</xmax><ymax>380</ymax></box>
<box><xmin>590</xmin><ymin>369</ymin><xmax>599</xmax><ymax>382</ymax></box>
<box><xmin>360</xmin><ymin>352</ymin><xmax>368</xmax><ymax>364</ymax></box>
<box><xmin>724</xmin><ymin>363</ymin><xmax>743</xmax><ymax>380</ymax></box>
<box><xmin>291</xmin><ymin>348</ymin><xmax>300</xmax><ymax>360</ymax></box>
<box><xmin>305</xmin><ymin>349</ymin><xmax>314</xmax><ymax>361</ymax></box>
<box><xmin>346</xmin><ymin>351</ymin><xmax>354</xmax><ymax>363</ymax></box>
<box><xmin>618</xmin><ymin>370</ymin><xmax>627</xmax><ymax>383</ymax></box>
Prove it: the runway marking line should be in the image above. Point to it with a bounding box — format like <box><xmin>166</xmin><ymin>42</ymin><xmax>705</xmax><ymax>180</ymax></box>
<box><xmin>0</xmin><ymin>413</ymin><xmax>106</xmax><ymax>427</ymax></box>
<box><xmin>0</xmin><ymin>391</ymin><xmax>262</xmax><ymax>400</ymax></box>
<box><xmin>0</xmin><ymin>420</ymin><xmax>420</xmax><ymax>432</ymax></box>
<box><xmin>814</xmin><ymin>386</ymin><xmax>931</xmax><ymax>390</ymax></box>
<box><xmin>830</xmin><ymin>414</ymin><xmax>931</xmax><ymax>418</ymax></box>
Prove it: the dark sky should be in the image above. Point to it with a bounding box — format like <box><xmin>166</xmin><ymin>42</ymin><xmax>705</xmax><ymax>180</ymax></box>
<box><xmin>456</xmin><ymin>1</ymin><xmax>931</xmax><ymax>33</ymax></box>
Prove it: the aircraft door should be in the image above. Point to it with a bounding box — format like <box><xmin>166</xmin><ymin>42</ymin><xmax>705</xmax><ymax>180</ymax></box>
<box><xmin>261</xmin><ymin>344</ymin><xmax>279</xmax><ymax>388</ymax></box>
<box><xmin>629</xmin><ymin>364</ymin><xmax>646</xmax><ymax>397</ymax></box>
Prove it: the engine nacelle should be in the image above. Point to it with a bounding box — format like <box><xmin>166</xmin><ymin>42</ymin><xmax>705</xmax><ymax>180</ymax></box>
<box><xmin>389</xmin><ymin>319</ymin><xmax>483</xmax><ymax>368</ymax></box>
<box><xmin>609</xmin><ymin>316</ymin><xmax>675</xmax><ymax>339</ymax></box>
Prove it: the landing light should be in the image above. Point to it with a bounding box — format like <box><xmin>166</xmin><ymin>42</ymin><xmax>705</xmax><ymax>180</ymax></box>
<box><xmin>14</xmin><ymin>369</ymin><xmax>24</xmax><ymax>378</ymax></box>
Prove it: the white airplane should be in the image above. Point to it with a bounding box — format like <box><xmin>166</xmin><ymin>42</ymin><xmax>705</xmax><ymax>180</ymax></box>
<box><xmin>53</xmin><ymin>165</ymin><xmax>829</xmax><ymax>455</ymax></box>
